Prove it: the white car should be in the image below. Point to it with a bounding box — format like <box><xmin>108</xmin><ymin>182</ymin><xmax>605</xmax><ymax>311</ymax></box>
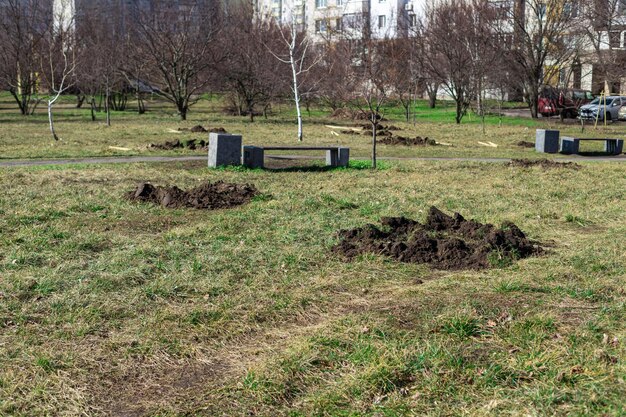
<box><xmin>579</xmin><ymin>96</ymin><xmax>626</xmax><ymax>121</ymax></box>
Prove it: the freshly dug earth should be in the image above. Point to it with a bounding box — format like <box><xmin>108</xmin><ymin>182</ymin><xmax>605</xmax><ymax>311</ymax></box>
<box><xmin>177</xmin><ymin>126</ymin><xmax>228</xmax><ymax>134</ymax></box>
<box><xmin>333</xmin><ymin>206</ymin><xmax>541</xmax><ymax>270</ymax></box>
<box><xmin>509</xmin><ymin>158</ymin><xmax>581</xmax><ymax>170</ymax></box>
<box><xmin>148</xmin><ymin>139</ymin><xmax>206</xmax><ymax>151</ymax></box>
<box><xmin>379</xmin><ymin>136</ymin><xmax>437</xmax><ymax>146</ymax></box>
<box><xmin>516</xmin><ymin>140</ymin><xmax>535</xmax><ymax>148</ymax></box>
<box><xmin>126</xmin><ymin>181</ymin><xmax>259</xmax><ymax>209</ymax></box>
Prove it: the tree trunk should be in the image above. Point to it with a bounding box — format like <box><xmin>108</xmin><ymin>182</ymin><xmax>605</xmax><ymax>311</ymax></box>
<box><xmin>455</xmin><ymin>98</ymin><xmax>463</xmax><ymax>124</ymax></box>
<box><xmin>371</xmin><ymin>118</ymin><xmax>377</xmax><ymax>169</ymax></box>
<box><xmin>105</xmin><ymin>89</ymin><xmax>111</xmax><ymax>127</ymax></box>
<box><xmin>527</xmin><ymin>87</ymin><xmax>539</xmax><ymax>118</ymax></box>
<box><xmin>76</xmin><ymin>94</ymin><xmax>85</xmax><ymax>108</ymax></box>
<box><xmin>90</xmin><ymin>97</ymin><xmax>96</xmax><ymax>122</ymax></box>
<box><xmin>10</xmin><ymin>90</ymin><xmax>28</xmax><ymax>115</ymax></box>
<box><xmin>48</xmin><ymin>101</ymin><xmax>59</xmax><ymax>141</ymax></box>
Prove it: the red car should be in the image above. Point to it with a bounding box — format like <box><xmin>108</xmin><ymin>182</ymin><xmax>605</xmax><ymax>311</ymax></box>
<box><xmin>538</xmin><ymin>87</ymin><xmax>595</xmax><ymax>119</ymax></box>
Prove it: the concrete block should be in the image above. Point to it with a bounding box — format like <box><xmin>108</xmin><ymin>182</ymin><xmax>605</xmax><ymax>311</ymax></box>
<box><xmin>338</xmin><ymin>147</ymin><xmax>350</xmax><ymax>167</ymax></box>
<box><xmin>208</xmin><ymin>133</ymin><xmax>242</xmax><ymax>167</ymax></box>
<box><xmin>242</xmin><ymin>145</ymin><xmax>264</xmax><ymax>168</ymax></box>
<box><xmin>604</xmin><ymin>139</ymin><xmax>624</xmax><ymax>155</ymax></box>
<box><xmin>535</xmin><ymin>129</ymin><xmax>560</xmax><ymax>153</ymax></box>
<box><xmin>326</xmin><ymin>149</ymin><xmax>338</xmax><ymax>167</ymax></box>
<box><xmin>559</xmin><ymin>137</ymin><xmax>579</xmax><ymax>154</ymax></box>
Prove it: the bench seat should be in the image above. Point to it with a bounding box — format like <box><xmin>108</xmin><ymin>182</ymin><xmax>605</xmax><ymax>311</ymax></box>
<box><xmin>243</xmin><ymin>145</ymin><xmax>350</xmax><ymax>168</ymax></box>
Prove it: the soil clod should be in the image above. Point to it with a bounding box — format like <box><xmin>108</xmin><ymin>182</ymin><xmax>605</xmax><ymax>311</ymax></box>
<box><xmin>516</xmin><ymin>140</ymin><xmax>535</xmax><ymax>148</ymax></box>
<box><xmin>333</xmin><ymin>206</ymin><xmax>541</xmax><ymax>270</ymax></box>
<box><xmin>379</xmin><ymin>136</ymin><xmax>437</xmax><ymax>146</ymax></box>
<box><xmin>126</xmin><ymin>181</ymin><xmax>259</xmax><ymax>209</ymax></box>
<box><xmin>509</xmin><ymin>158</ymin><xmax>581</xmax><ymax>170</ymax></box>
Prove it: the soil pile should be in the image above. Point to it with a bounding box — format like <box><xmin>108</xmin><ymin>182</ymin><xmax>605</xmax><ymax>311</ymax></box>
<box><xmin>379</xmin><ymin>136</ymin><xmax>437</xmax><ymax>146</ymax></box>
<box><xmin>516</xmin><ymin>140</ymin><xmax>535</xmax><ymax>148</ymax></box>
<box><xmin>149</xmin><ymin>139</ymin><xmax>206</xmax><ymax>151</ymax></box>
<box><xmin>509</xmin><ymin>159</ymin><xmax>581</xmax><ymax>170</ymax></box>
<box><xmin>331</xmin><ymin>108</ymin><xmax>387</xmax><ymax>121</ymax></box>
<box><xmin>177</xmin><ymin>126</ymin><xmax>228</xmax><ymax>134</ymax></box>
<box><xmin>126</xmin><ymin>181</ymin><xmax>259</xmax><ymax>209</ymax></box>
<box><xmin>333</xmin><ymin>206</ymin><xmax>541</xmax><ymax>270</ymax></box>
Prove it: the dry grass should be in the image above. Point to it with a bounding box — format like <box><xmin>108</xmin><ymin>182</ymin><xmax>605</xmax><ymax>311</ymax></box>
<box><xmin>1</xmin><ymin>94</ymin><xmax>625</xmax><ymax>415</ymax></box>
<box><xmin>0</xmin><ymin>156</ymin><xmax>624</xmax><ymax>416</ymax></box>
<box><xmin>0</xmin><ymin>93</ymin><xmax>617</xmax><ymax>161</ymax></box>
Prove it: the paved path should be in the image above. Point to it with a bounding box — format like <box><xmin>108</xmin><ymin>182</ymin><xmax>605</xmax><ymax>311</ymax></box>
<box><xmin>1</xmin><ymin>154</ymin><xmax>625</xmax><ymax>168</ymax></box>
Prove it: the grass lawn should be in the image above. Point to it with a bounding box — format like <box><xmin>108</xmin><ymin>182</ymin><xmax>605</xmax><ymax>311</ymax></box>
<box><xmin>0</xmin><ymin>94</ymin><xmax>625</xmax><ymax>416</ymax></box>
<box><xmin>0</xmin><ymin>93</ymin><xmax>622</xmax><ymax>160</ymax></box>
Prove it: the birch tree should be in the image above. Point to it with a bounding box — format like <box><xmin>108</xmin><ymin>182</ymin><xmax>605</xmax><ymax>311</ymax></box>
<box><xmin>268</xmin><ymin>11</ymin><xmax>318</xmax><ymax>142</ymax></box>
<box><xmin>41</xmin><ymin>10</ymin><xmax>77</xmax><ymax>141</ymax></box>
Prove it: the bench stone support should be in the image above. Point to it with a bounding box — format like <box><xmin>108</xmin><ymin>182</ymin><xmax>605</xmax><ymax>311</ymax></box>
<box><xmin>559</xmin><ymin>137</ymin><xmax>579</xmax><ymax>154</ymax></box>
<box><xmin>536</xmin><ymin>129</ymin><xmax>560</xmax><ymax>153</ymax></box>
<box><xmin>243</xmin><ymin>145</ymin><xmax>264</xmax><ymax>169</ymax></box>
<box><xmin>208</xmin><ymin>133</ymin><xmax>242</xmax><ymax>167</ymax></box>
<box><xmin>326</xmin><ymin>149</ymin><xmax>339</xmax><ymax>167</ymax></box>
<box><xmin>604</xmin><ymin>139</ymin><xmax>624</xmax><ymax>155</ymax></box>
<box><xmin>338</xmin><ymin>147</ymin><xmax>350</xmax><ymax>167</ymax></box>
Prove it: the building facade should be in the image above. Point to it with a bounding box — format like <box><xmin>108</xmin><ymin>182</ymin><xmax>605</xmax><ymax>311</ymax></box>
<box><xmin>255</xmin><ymin>0</ymin><xmax>420</xmax><ymax>40</ymax></box>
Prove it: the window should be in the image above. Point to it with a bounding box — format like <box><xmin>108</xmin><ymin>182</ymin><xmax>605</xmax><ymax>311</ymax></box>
<box><xmin>316</xmin><ymin>0</ymin><xmax>327</xmax><ymax>8</ymax></box>
<box><xmin>335</xmin><ymin>18</ymin><xmax>343</xmax><ymax>31</ymax></box>
<box><xmin>315</xmin><ymin>19</ymin><xmax>327</xmax><ymax>32</ymax></box>
<box><xmin>336</xmin><ymin>0</ymin><xmax>343</xmax><ymax>5</ymax></box>
<box><xmin>378</xmin><ymin>15</ymin><xmax>386</xmax><ymax>28</ymax></box>
<box><xmin>409</xmin><ymin>13</ymin><xmax>416</xmax><ymax>27</ymax></box>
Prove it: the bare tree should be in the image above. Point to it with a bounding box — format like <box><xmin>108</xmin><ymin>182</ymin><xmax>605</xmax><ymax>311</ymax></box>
<box><xmin>384</xmin><ymin>36</ymin><xmax>417</xmax><ymax>122</ymax></box>
<box><xmin>133</xmin><ymin>1</ymin><xmax>223</xmax><ymax>120</ymax></box>
<box><xmin>495</xmin><ymin>0</ymin><xmax>583</xmax><ymax>118</ymax></box>
<box><xmin>580</xmin><ymin>0</ymin><xmax>626</xmax><ymax>94</ymax></box>
<box><xmin>77</xmin><ymin>10</ymin><xmax>126</xmax><ymax>126</ymax></box>
<box><xmin>40</xmin><ymin>8</ymin><xmax>77</xmax><ymax>141</ymax></box>
<box><xmin>218</xmin><ymin>4</ymin><xmax>287</xmax><ymax>122</ymax></box>
<box><xmin>343</xmin><ymin>37</ymin><xmax>394</xmax><ymax>169</ymax></box>
<box><xmin>268</xmin><ymin>10</ymin><xmax>319</xmax><ymax>142</ymax></box>
<box><xmin>0</xmin><ymin>0</ymin><xmax>50</xmax><ymax>115</ymax></box>
<box><xmin>424</xmin><ymin>0</ymin><xmax>478</xmax><ymax>124</ymax></box>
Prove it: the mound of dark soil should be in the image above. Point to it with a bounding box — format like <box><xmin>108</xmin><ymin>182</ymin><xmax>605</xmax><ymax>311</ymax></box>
<box><xmin>149</xmin><ymin>139</ymin><xmax>207</xmax><ymax>151</ymax></box>
<box><xmin>516</xmin><ymin>140</ymin><xmax>535</xmax><ymax>148</ymax></box>
<box><xmin>509</xmin><ymin>159</ymin><xmax>581</xmax><ymax>170</ymax></box>
<box><xmin>333</xmin><ymin>206</ymin><xmax>541</xmax><ymax>270</ymax></box>
<box><xmin>126</xmin><ymin>181</ymin><xmax>259</xmax><ymax>209</ymax></box>
<box><xmin>177</xmin><ymin>126</ymin><xmax>228</xmax><ymax>134</ymax></box>
<box><xmin>379</xmin><ymin>136</ymin><xmax>436</xmax><ymax>146</ymax></box>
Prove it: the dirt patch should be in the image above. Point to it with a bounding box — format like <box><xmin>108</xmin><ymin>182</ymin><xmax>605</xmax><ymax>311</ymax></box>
<box><xmin>176</xmin><ymin>126</ymin><xmax>228</xmax><ymax>134</ymax></box>
<box><xmin>509</xmin><ymin>159</ymin><xmax>581</xmax><ymax>170</ymax></box>
<box><xmin>379</xmin><ymin>136</ymin><xmax>437</xmax><ymax>146</ymax></box>
<box><xmin>126</xmin><ymin>181</ymin><xmax>259</xmax><ymax>209</ymax></box>
<box><xmin>178</xmin><ymin>125</ymin><xmax>207</xmax><ymax>133</ymax></box>
<box><xmin>333</xmin><ymin>206</ymin><xmax>541</xmax><ymax>270</ymax></box>
<box><xmin>148</xmin><ymin>139</ymin><xmax>206</xmax><ymax>151</ymax></box>
<box><xmin>516</xmin><ymin>140</ymin><xmax>535</xmax><ymax>148</ymax></box>
<box><xmin>331</xmin><ymin>108</ymin><xmax>387</xmax><ymax>121</ymax></box>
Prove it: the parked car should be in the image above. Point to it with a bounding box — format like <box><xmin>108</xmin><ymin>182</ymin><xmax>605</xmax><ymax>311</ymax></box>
<box><xmin>538</xmin><ymin>87</ymin><xmax>595</xmax><ymax>118</ymax></box>
<box><xmin>619</xmin><ymin>105</ymin><xmax>626</xmax><ymax>120</ymax></box>
<box><xmin>578</xmin><ymin>96</ymin><xmax>626</xmax><ymax>121</ymax></box>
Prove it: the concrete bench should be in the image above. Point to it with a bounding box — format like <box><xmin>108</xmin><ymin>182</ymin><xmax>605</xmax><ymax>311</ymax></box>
<box><xmin>243</xmin><ymin>146</ymin><xmax>350</xmax><ymax>169</ymax></box>
<box><xmin>560</xmin><ymin>137</ymin><xmax>624</xmax><ymax>155</ymax></box>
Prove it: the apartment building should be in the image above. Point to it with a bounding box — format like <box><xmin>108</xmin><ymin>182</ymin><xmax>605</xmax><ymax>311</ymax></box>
<box><xmin>255</xmin><ymin>0</ymin><xmax>420</xmax><ymax>40</ymax></box>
